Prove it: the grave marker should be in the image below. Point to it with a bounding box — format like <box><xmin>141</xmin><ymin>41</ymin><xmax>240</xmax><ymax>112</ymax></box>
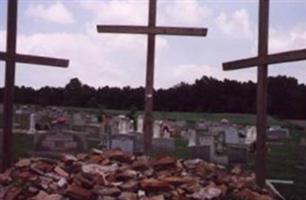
<box><xmin>137</xmin><ymin>115</ymin><xmax>144</xmax><ymax>133</ymax></box>
<box><xmin>225</xmin><ymin>127</ymin><xmax>239</xmax><ymax>145</ymax></box>
<box><xmin>153</xmin><ymin>120</ymin><xmax>162</xmax><ymax>138</ymax></box>
<box><xmin>228</xmin><ymin>145</ymin><xmax>248</xmax><ymax>165</ymax></box>
<box><xmin>152</xmin><ymin>138</ymin><xmax>175</xmax><ymax>156</ymax></box>
<box><xmin>188</xmin><ymin>146</ymin><xmax>211</xmax><ymax>161</ymax></box>
<box><xmin>111</xmin><ymin>134</ymin><xmax>135</xmax><ymax>153</ymax></box>
<box><xmin>33</xmin><ymin>130</ymin><xmax>87</xmax><ymax>158</ymax></box>
<box><xmin>27</xmin><ymin>113</ymin><xmax>36</xmax><ymax>134</ymax></box>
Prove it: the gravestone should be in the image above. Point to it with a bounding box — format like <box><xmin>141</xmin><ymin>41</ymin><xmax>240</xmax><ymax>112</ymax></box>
<box><xmin>90</xmin><ymin>115</ymin><xmax>98</xmax><ymax>123</ymax></box>
<box><xmin>111</xmin><ymin>134</ymin><xmax>136</xmax><ymax>153</ymax></box>
<box><xmin>73</xmin><ymin>113</ymin><xmax>86</xmax><ymax>126</ymax></box>
<box><xmin>188</xmin><ymin>145</ymin><xmax>210</xmax><ymax>161</ymax></box>
<box><xmin>133</xmin><ymin>132</ymin><xmax>144</xmax><ymax>153</ymax></box>
<box><xmin>198</xmin><ymin>133</ymin><xmax>214</xmax><ymax>146</ymax></box>
<box><xmin>196</xmin><ymin>120</ymin><xmax>209</xmax><ymax>132</ymax></box>
<box><xmin>42</xmin><ymin>134</ymin><xmax>77</xmax><ymax>150</ymax></box>
<box><xmin>153</xmin><ymin>120</ymin><xmax>162</xmax><ymax>138</ymax></box>
<box><xmin>137</xmin><ymin>115</ymin><xmax>144</xmax><ymax>133</ymax></box>
<box><xmin>188</xmin><ymin>130</ymin><xmax>197</xmax><ymax>146</ymax></box>
<box><xmin>33</xmin><ymin>130</ymin><xmax>87</xmax><ymax>158</ymax></box>
<box><xmin>27</xmin><ymin>113</ymin><xmax>36</xmax><ymax>134</ymax></box>
<box><xmin>228</xmin><ymin>144</ymin><xmax>248</xmax><ymax>164</ymax></box>
<box><xmin>225</xmin><ymin>127</ymin><xmax>239</xmax><ymax>144</ymax></box>
<box><xmin>152</xmin><ymin>138</ymin><xmax>175</xmax><ymax>156</ymax></box>
<box><xmin>118</xmin><ymin>115</ymin><xmax>130</xmax><ymax>134</ymax></box>
<box><xmin>267</xmin><ymin>126</ymin><xmax>289</xmax><ymax>141</ymax></box>
<box><xmin>245</xmin><ymin>126</ymin><xmax>257</xmax><ymax>145</ymax></box>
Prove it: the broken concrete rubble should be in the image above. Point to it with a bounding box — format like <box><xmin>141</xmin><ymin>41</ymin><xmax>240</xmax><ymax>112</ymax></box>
<box><xmin>0</xmin><ymin>149</ymin><xmax>279</xmax><ymax>200</ymax></box>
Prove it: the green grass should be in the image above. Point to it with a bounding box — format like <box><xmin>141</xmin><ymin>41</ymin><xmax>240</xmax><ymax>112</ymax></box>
<box><xmin>173</xmin><ymin>138</ymin><xmax>189</xmax><ymax>158</ymax></box>
<box><xmin>59</xmin><ymin>106</ymin><xmax>285</xmax><ymax>126</ymax></box>
<box><xmin>152</xmin><ymin>112</ymin><xmax>284</xmax><ymax>126</ymax></box>
<box><xmin>266</xmin><ymin>130</ymin><xmax>306</xmax><ymax>199</ymax></box>
<box><xmin>12</xmin><ymin>133</ymin><xmax>34</xmax><ymax>161</ymax></box>
<box><xmin>246</xmin><ymin>128</ymin><xmax>306</xmax><ymax>199</ymax></box>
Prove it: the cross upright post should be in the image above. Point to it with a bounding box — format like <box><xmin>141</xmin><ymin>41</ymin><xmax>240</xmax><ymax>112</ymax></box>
<box><xmin>144</xmin><ymin>0</ymin><xmax>157</xmax><ymax>152</ymax></box>
<box><xmin>96</xmin><ymin>0</ymin><xmax>208</xmax><ymax>154</ymax></box>
<box><xmin>0</xmin><ymin>0</ymin><xmax>69</xmax><ymax>171</ymax></box>
<box><xmin>256</xmin><ymin>0</ymin><xmax>269</xmax><ymax>187</ymax></box>
<box><xmin>223</xmin><ymin>0</ymin><xmax>306</xmax><ymax>188</ymax></box>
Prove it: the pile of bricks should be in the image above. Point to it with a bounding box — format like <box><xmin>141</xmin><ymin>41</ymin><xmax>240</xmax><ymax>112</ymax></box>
<box><xmin>0</xmin><ymin>149</ymin><xmax>277</xmax><ymax>200</ymax></box>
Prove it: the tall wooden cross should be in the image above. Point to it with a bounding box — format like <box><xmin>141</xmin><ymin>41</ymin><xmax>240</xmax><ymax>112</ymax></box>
<box><xmin>96</xmin><ymin>0</ymin><xmax>207</xmax><ymax>154</ymax></box>
<box><xmin>223</xmin><ymin>0</ymin><xmax>306</xmax><ymax>187</ymax></box>
<box><xmin>0</xmin><ymin>0</ymin><xmax>69</xmax><ymax>171</ymax></box>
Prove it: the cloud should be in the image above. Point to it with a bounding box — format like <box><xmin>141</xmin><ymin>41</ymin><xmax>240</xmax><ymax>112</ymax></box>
<box><xmin>157</xmin><ymin>64</ymin><xmax>225</xmax><ymax>87</ymax></box>
<box><xmin>158</xmin><ymin>0</ymin><xmax>212</xmax><ymax>26</ymax></box>
<box><xmin>216</xmin><ymin>9</ymin><xmax>253</xmax><ymax>39</ymax></box>
<box><xmin>0</xmin><ymin>30</ymin><xmax>6</xmax><ymax>50</ymax></box>
<box><xmin>80</xmin><ymin>0</ymin><xmax>148</xmax><ymax>25</ymax></box>
<box><xmin>6</xmin><ymin>22</ymin><xmax>168</xmax><ymax>88</ymax></box>
<box><xmin>269</xmin><ymin>24</ymin><xmax>306</xmax><ymax>53</ymax></box>
<box><xmin>26</xmin><ymin>1</ymin><xmax>74</xmax><ymax>24</ymax></box>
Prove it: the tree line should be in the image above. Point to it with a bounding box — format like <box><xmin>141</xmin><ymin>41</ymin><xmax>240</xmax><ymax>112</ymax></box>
<box><xmin>0</xmin><ymin>75</ymin><xmax>305</xmax><ymax>119</ymax></box>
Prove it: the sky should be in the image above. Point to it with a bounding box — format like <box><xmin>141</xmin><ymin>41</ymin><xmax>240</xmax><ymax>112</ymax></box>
<box><xmin>0</xmin><ymin>0</ymin><xmax>305</xmax><ymax>89</ymax></box>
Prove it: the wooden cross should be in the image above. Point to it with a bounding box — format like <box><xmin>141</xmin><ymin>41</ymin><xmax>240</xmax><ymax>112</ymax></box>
<box><xmin>96</xmin><ymin>0</ymin><xmax>207</xmax><ymax>154</ymax></box>
<box><xmin>223</xmin><ymin>0</ymin><xmax>306</xmax><ymax>187</ymax></box>
<box><xmin>0</xmin><ymin>0</ymin><xmax>69</xmax><ymax>171</ymax></box>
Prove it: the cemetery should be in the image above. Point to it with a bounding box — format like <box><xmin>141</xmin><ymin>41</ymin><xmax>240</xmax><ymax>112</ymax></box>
<box><xmin>2</xmin><ymin>104</ymin><xmax>305</xmax><ymax>199</ymax></box>
<box><xmin>0</xmin><ymin>0</ymin><xmax>305</xmax><ymax>199</ymax></box>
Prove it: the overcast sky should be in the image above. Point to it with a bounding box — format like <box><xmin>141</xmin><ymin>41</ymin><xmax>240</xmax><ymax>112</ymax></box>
<box><xmin>0</xmin><ymin>0</ymin><xmax>305</xmax><ymax>89</ymax></box>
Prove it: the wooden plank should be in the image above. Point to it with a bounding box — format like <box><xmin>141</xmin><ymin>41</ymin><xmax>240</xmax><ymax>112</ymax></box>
<box><xmin>0</xmin><ymin>52</ymin><xmax>69</xmax><ymax>67</ymax></box>
<box><xmin>15</xmin><ymin>54</ymin><xmax>69</xmax><ymax>67</ymax></box>
<box><xmin>143</xmin><ymin>0</ymin><xmax>156</xmax><ymax>154</ymax></box>
<box><xmin>2</xmin><ymin>0</ymin><xmax>18</xmax><ymax>171</ymax></box>
<box><xmin>97</xmin><ymin>25</ymin><xmax>207</xmax><ymax>36</ymax></box>
<box><xmin>223</xmin><ymin>49</ymin><xmax>306</xmax><ymax>71</ymax></box>
<box><xmin>256</xmin><ymin>0</ymin><xmax>269</xmax><ymax>188</ymax></box>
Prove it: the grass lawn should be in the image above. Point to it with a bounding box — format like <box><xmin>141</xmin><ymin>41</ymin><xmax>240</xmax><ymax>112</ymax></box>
<box><xmin>12</xmin><ymin>133</ymin><xmax>34</xmax><ymax>161</ymax></box>
<box><xmin>63</xmin><ymin>106</ymin><xmax>285</xmax><ymax>126</ymax></box>
<box><xmin>265</xmin><ymin>129</ymin><xmax>306</xmax><ymax>200</ymax></box>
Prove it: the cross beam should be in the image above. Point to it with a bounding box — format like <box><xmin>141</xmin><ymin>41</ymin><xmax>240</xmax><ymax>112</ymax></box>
<box><xmin>222</xmin><ymin>0</ymin><xmax>306</xmax><ymax>188</ymax></box>
<box><xmin>223</xmin><ymin>49</ymin><xmax>306</xmax><ymax>70</ymax></box>
<box><xmin>0</xmin><ymin>0</ymin><xmax>69</xmax><ymax>171</ymax></box>
<box><xmin>96</xmin><ymin>0</ymin><xmax>207</xmax><ymax>154</ymax></box>
<box><xmin>97</xmin><ymin>25</ymin><xmax>207</xmax><ymax>36</ymax></box>
<box><xmin>0</xmin><ymin>52</ymin><xmax>69</xmax><ymax>67</ymax></box>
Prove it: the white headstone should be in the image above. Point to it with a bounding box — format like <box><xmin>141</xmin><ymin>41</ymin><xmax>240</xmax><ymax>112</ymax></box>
<box><xmin>27</xmin><ymin>113</ymin><xmax>36</xmax><ymax>134</ymax></box>
<box><xmin>90</xmin><ymin>115</ymin><xmax>98</xmax><ymax>123</ymax></box>
<box><xmin>118</xmin><ymin>116</ymin><xmax>129</xmax><ymax>134</ymax></box>
<box><xmin>225</xmin><ymin>127</ymin><xmax>239</xmax><ymax>144</ymax></box>
<box><xmin>245</xmin><ymin>126</ymin><xmax>257</xmax><ymax>144</ymax></box>
<box><xmin>137</xmin><ymin>115</ymin><xmax>144</xmax><ymax>133</ymax></box>
<box><xmin>153</xmin><ymin>120</ymin><xmax>162</xmax><ymax>138</ymax></box>
<box><xmin>188</xmin><ymin>130</ymin><xmax>197</xmax><ymax>147</ymax></box>
<box><xmin>129</xmin><ymin>120</ymin><xmax>135</xmax><ymax>132</ymax></box>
